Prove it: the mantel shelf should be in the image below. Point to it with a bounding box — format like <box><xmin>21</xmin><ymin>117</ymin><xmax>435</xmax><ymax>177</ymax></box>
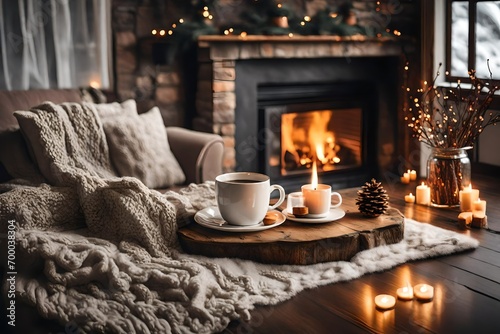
<box><xmin>197</xmin><ymin>35</ymin><xmax>415</xmax><ymax>61</ymax></box>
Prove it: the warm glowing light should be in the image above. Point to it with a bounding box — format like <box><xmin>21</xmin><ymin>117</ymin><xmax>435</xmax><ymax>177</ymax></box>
<box><xmin>159</xmin><ymin>30</ymin><xmax>165</xmax><ymax>36</ymax></box>
<box><xmin>288</xmin><ymin>32</ymin><xmax>294</xmax><ymax>37</ymax></box>
<box><xmin>240</xmin><ymin>31</ymin><xmax>247</xmax><ymax>37</ymax></box>
<box><xmin>89</xmin><ymin>80</ymin><xmax>100</xmax><ymax>89</ymax></box>
<box><xmin>151</xmin><ymin>29</ymin><xmax>157</xmax><ymax>35</ymax></box>
<box><xmin>311</xmin><ymin>160</ymin><xmax>318</xmax><ymax>189</ymax></box>
<box><xmin>179</xmin><ymin>18</ymin><xmax>184</xmax><ymax>23</ymax></box>
<box><xmin>168</xmin><ymin>30</ymin><xmax>173</xmax><ymax>35</ymax></box>
<box><xmin>304</xmin><ymin>16</ymin><xmax>311</xmax><ymax>22</ymax></box>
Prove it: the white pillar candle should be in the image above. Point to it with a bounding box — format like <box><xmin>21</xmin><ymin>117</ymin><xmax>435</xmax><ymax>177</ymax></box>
<box><xmin>416</xmin><ymin>182</ymin><xmax>430</xmax><ymax>206</ymax></box>
<box><xmin>413</xmin><ymin>284</ymin><xmax>434</xmax><ymax>301</ymax></box>
<box><xmin>374</xmin><ymin>294</ymin><xmax>396</xmax><ymax>310</ymax></box>
<box><xmin>459</xmin><ymin>184</ymin><xmax>480</xmax><ymax>212</ymax></box>
<box><xmin>404</xmin><ymin>193</ymin><xmax>415</xmax><ymax>203</ymax></box>
<box><xmin>472</xmin><ymin>198</ymin><xmax>487</xmax><ymax>216</ymax></box>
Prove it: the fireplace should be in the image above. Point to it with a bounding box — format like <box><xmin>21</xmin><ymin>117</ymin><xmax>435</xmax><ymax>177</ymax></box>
<box><xmin>256</xmin><ymin>82</ymin><xmax>377</xmax><ymax>192</ymax></box>
<box><xmin>194</xmin><ymin>36</ymin><xmax>410</xmax><ymax>192</ymax></box>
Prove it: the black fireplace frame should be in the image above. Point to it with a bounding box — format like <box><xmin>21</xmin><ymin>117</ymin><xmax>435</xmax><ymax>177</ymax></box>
<box><xmin>234</xmin><ymin>57</ymin><xmax>400</xmax><ymax>192</ymax></box>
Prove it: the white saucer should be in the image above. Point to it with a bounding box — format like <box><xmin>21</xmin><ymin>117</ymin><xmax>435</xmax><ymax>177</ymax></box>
<box><xmin>194</xmin><ymin>207</ymin><xmax>286</xmax><ymax>232</ymax></box>
<box><xmin>282</xmin><ymin>207</ymin><xmax>346</xmax><ymax>223</ymax></box>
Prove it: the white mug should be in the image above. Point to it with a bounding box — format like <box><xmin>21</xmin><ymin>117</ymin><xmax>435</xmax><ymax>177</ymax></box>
<box><xmin>215</xmin><ymin>172</ymin><xmax>286</xmax><ymax>226</ymax></box>
<box><xmin>301</xmin><ymin>184</ymin><xmax>342</xmax><ymax>218</ymax></box>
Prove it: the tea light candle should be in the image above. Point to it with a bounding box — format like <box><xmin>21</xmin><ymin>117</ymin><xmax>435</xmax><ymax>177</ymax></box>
<box><xmin>397</xmin><ymin>285</ymin><xmax>414</xmax><ymax>300</ymax></box>
<box><xmin>413</xmin><ymin>284</ymin><xmax>434</xmax><ymax>300</ymax></box>
<box><xmin>459</xmin><ymin>184</ymin><xmax>480</xmax><ymax>212</ymax></box>
<box><xmin>472</xmin><ymin>198</ymin><xmax>487</xmax><ymax>215</ymax></box>
<box><xmin>416</xmin><ymin>182</ymin><xmax>430</xmax><ymax>206</ymax></box>
<box><xmin>374</xmin><ymin>294</ymin><xmax>396</xmax><ymax>310</ymax></box>
<box><xmin>401</xmin><ymin>171</ymin><xmax>410</xmax><ymax>184</ymax></box>
<box><xmin>405</xmin><ymin>193</ymin><xmax>415</xmax><ymax>203</ymax></box>
<box><xmin>410</xmin><ymin>170</ymin><xmax>417</xmax><ymax>181</ymax></box>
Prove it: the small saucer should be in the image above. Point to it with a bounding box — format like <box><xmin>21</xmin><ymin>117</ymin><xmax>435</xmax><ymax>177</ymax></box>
<box><xmin>194</xmin><ymin>207</ymin><xmax>286</xmax><ymax>232</ymax></box>
<box><xmin>282</xmin><ymin>207</ymin><xmax>345</xmax><ymax>224</ymax></box>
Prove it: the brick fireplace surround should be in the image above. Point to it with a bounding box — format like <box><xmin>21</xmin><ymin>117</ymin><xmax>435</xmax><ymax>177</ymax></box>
<box><xmin>193</xmin><ymin>35</ymin><xmax>413</xmax><ymax>182</ymax></box>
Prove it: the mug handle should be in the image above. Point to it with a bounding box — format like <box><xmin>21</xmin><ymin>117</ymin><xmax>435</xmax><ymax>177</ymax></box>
<box><xmin>330</xmin><ymin>192</ymin><xmax>343</xmax><ymax>208</ymax></box>
<box><xmin>268</xmin><ymin>184</ymin><xmax>286</xmax><ymax>210</ymax></box>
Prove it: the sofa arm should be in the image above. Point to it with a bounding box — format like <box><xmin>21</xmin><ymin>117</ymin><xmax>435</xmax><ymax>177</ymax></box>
<box><xmin>166</xmin><ymin>127</ymin><xmax>224</xmax><ymax>184</ymax></box>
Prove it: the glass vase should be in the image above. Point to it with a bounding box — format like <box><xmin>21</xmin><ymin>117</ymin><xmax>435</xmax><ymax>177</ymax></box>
<box><xmin>426</xmin><ymin>147</ymin><xmax>471</xmax><ymax>208</ymax></box>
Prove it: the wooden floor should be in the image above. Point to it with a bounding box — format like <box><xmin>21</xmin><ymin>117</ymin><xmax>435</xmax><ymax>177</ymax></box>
<box><xmin>222</xmin><ymin>172</ymin><xmax>500</xmax><ymax>334</ymax></box>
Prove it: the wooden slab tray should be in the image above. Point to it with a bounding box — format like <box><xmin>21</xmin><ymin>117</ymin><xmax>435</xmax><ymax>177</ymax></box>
<box><xmin>177</xmin><ymin>204</ymin><xmax>404</xmax><ymax>265</ymax></box>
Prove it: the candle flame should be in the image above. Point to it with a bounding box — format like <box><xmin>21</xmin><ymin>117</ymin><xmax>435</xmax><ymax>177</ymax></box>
<box><xmin>311</xmin><ymin>160</ymin><xmax>318</xmax><ymax>189</ymax></box>
<box><xmin>381</xmin><ymin>296</ymin><xmax>388</xmax><ymax>303</ymax></box>
<box><xmin>420</xmin><ymin>285</ymin><xmax>428</xmax><ymax>292</ymax></box>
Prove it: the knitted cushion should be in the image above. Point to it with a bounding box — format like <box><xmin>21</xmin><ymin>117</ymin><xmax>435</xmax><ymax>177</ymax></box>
<box><xmin>102</xmin><ymin>107</ymin><xmax>185</xmax><ymax>188</ymax></box>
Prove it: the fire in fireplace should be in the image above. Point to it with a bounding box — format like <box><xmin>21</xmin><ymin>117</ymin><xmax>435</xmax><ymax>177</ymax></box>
<box><xmin>278</xmin><ymin>108</ymin><xmax>362</xmax><ymax>175</ymax></box>
<box><xmin>258</xmin><ymin>81</ymin><xmax>377</xmax><ymax>192</ymax></box>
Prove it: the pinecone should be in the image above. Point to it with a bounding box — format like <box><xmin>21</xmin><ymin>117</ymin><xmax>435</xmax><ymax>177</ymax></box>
<box><xmin>356</xmin><ymin>179</ymin><xmax>389</xmax><ymax>217</ymax></box>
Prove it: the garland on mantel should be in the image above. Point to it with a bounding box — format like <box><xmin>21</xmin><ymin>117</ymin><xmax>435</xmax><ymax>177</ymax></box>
<box><xmin>151</xmin><ymin>1</ymin><xmax>400</xmax><ymax>49</ymax></box>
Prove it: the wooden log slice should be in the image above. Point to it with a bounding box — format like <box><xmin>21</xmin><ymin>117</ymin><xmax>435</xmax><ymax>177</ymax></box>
<box><xmin>177</xmin><ymin>207</ymin><xmax>404</xmax><ymax>265</ymax></box>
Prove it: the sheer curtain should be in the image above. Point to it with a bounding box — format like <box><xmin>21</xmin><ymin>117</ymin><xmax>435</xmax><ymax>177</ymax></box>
<box><xmin>0</xmin><ymin>0</ymin><xmax>111</xmax><ymax>90</ymax></box>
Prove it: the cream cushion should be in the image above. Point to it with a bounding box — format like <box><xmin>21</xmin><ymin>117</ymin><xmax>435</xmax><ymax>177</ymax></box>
<box><xmin>102</xmin><ymin>106</ymin><xmax>186</xmax><ymax>188</ymax></box>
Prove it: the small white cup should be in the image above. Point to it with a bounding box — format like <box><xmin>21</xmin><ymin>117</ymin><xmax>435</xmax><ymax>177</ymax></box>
<box><xmin>215</xmin><ymin>172</ymin><xmax>286</xmax><ymax>226</ymax></box>
<box><xmin>286</xmin><ymin>191</ymin><xmax>304</xmax><ymax>213</ymax></box>
<box><xmin>301</xmin><ymin>184</ymin><xmax>342</xmax><ymax>218</ymax></box>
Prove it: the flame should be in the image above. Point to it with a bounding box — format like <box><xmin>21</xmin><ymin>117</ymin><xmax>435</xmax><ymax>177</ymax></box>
<box><xmin>311</xmin><ymin>160</ymin><xmax>318</xmax><ymax>189</ymax></box>
<box><xmin>316</xmin><ymin>143</ymin><xmax>325</xmax><ymax>161</ymax></box>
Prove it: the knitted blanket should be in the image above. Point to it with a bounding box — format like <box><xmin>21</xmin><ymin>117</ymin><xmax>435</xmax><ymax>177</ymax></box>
<box><xmin>0</xmin><ymin>102</ymin><xmax>480</xmax><ymax>333</ymax></box>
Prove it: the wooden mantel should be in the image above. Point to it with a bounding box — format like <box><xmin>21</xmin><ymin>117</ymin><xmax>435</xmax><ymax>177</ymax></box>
<box><xmin>197</xmin><ymin>35</ymin><xmax>414</xmax><ymax>60</ymax></box>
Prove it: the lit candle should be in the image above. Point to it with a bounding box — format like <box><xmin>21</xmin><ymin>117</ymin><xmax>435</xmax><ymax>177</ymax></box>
<box><xmin>404</xmin><ymin>193</ymin><xmax>415</xmax><ymax>203</ymax></box>
<box><xmin>416</xmin><ymin>182</ymin><xmax>430</xmax><ymax>206</ymax></box>
<box><xmin>301</xmin><ymin>161</ymin><xmax>341</xmax><ymax>217</ymax></box>
<box><xmin>413</xmin><ymin>284</ymin><xmax>434</xmax><ymax>301</ymax></box>
<box><xmin>374</xmin><ymin>294</ymin><xmax>396</xmax><ymax>310</ymax></box>
<box><xmin>397</xmin><ymin>284</ymin><xmax>414</xmax><ymax>300</ymax></box>
<box><xmin>472</xmin><ymin>198</ymin><xmax>487</xmax><ymax>216</ymax></box>
<box><xmin>410</xmin><ymin>169</ymin><xmax>417</xmax><ymax>181</ymax></box>
<box><xmin>459</xmin><ymin>184</ymin><xmax>480</xmax><ymax>212</ymax></box>
<box><xmin>401</xmin><ymin>170</ymin><xmax>410</xmax><ymax>184</ymax></box>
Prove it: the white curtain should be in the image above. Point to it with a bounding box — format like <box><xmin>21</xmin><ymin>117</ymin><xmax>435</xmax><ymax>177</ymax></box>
<box><xmin>0</xmin><ymin>0</ymin><xmax>111</xmax><ymax>90</ymax></box>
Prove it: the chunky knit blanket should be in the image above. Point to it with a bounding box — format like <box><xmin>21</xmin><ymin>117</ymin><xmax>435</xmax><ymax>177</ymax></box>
<box><xmin>0</xmin><ymin>102</ymin><xmax>480</xmax><ymax>333</ymax></box>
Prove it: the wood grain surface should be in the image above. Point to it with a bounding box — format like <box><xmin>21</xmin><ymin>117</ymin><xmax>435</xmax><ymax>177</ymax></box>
<box><xmin>178</xmin><ymin>190</ymin><xmax>404</xmax><ymax>264</ymax></box>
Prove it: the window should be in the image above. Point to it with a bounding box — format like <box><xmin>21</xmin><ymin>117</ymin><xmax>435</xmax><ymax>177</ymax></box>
<box><xmin>0</xmin><ymin>0</ymin><xmax>111</xmax><ymax>90</ymax></box>
<box><xmin>446</xmin><ymin>0</ymin><xmax>500</xmax><ymax>81</ymax></box>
